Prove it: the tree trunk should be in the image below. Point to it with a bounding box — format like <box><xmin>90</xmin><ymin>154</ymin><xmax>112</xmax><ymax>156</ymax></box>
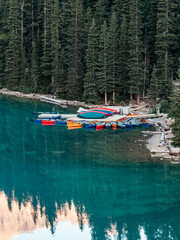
<box><xmin>130</xmin><ymin>93</ymin><xmax>133</xmax><ymax>102</ymax></box>
<box><xmin>105</xmin><ymin>91</ymin><xmax>107</xmax><ymax>105</ymax></box>
<box><xmin>143</xmin><ymin>90</ymin><xmax>145</xmax><ymax>99</ymax></box>
<box><xmin>113</xmin><ymin>90</ymin><xmax>115</xmax><ymax>105</ymax></box>
<box><xmin>32</xmin><ymin>0</ymin><xmax>34</xmax><ymax>46</ymax></box>
<box><xmin>143</xmin><ymin>23</ymin><xmax>148</xmax><ymax>99</ymax></box>
<box><xmin>137</xmin><ymin>94</ymin><xmax>140</xmax><ymax>105</ymax></box>
<box><xmin>44</xmin><ymin>0</ymin><xmax>46</xmax><ymax>43</ymax></box>
<box><xmin>20</xmin><ymin>0</ymin><xmax>24</xmax><ymax>53</ymax></box>
<box><xmin>20</xmin><ymin>0</ymin><xmax>25</xmax><ymax>88</ymax></box>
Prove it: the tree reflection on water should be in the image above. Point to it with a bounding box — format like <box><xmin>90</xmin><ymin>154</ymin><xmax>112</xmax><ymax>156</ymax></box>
<box><xmin>0</xmin><ymin>96</ymin><xmax>180</xmax><ymax>239</ymax></box>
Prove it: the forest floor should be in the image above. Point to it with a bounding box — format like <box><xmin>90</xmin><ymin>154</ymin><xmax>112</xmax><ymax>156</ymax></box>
<box><xmin>0</xmin><ymin>88</ymin><xmax>180</xmax><ymax>162</ymax></box>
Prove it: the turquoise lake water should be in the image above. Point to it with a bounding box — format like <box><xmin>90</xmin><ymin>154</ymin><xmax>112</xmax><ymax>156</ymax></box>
<box><xmin>0</xmin><ymin>95</ymin><xmax>180</xmax><ymax>240</ymax></box>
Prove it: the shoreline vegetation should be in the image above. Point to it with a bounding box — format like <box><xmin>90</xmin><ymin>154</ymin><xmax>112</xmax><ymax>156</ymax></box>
<box><xmin>0</xmin><ymin>0</ymin><xmax>179</xmax><ymax>160</ymax></box>
<box><xmin>0</xmin><ymin>88</ymin><xmax>179</xmax><ymax>162</ymax></box>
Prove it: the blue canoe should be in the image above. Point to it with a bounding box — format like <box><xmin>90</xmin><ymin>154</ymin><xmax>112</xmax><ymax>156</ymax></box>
<box><xmin>35</xmin><ymin>119</ymin><xmax>42</xmax><ymax>124</ymax></box>
<box><xmin>85</xmin><ymin>123</ymin><xmax>96</xmax><ymax>128</ymax></box>
<box><xmin>140</xmin><ymin>122</ymin><xmax>149</xmax><ymax>127</ymax></box>
<box><xmin>78</xmin><ymin>111</ymin><xmax>107</xmax><ymax>119</ymax></box>
<box><xmin>55</xmin><ymin>121</ymin><xmax>67</xmax><ymax>125</ymax></box>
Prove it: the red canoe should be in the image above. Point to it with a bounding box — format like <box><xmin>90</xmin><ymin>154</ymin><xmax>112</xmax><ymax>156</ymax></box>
<box><xmin>96</xmin><ymin>123</ymin><xmax>105</xmax><ymax>130</ymax></box>
<box><xmin>42</xmin><ymin>120</ymin><xmax>55</xmax><ymax>125</ymax></box>
<box><xmin>90</xmin><ymin>108</ymin><xmax>118</xmax><ymax>113</ymax></box>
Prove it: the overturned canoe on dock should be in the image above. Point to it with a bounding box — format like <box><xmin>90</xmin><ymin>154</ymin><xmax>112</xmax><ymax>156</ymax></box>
<box><xmin>78</xmin><ymin>111</ymin><xmax>107</xmax><ymax>119</ymax></box>
<box><xmin>91</xmin><ymin>108</ymin><xmax>118</xmax><ymax>113</ymax></box>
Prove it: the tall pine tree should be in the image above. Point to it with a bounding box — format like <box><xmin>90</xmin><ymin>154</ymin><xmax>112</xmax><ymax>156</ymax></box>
<box><xmin>41</xmin><ymin>0</ymin><xmax>52</xmax><ymax>92</ymax></box>
<box><xmin>84</xmin><ymin>18</ymin><xmax>99</xmax><ymax>103</ymax></box>
<box><xmin>97</xmin><ymin>21</ymin><xmax>109</xmax><ymax>105</ymax></box>
<box><xmin>118</xmin><ymin>14</ymin><xmax>129</xmax><ymax>99</ymax></box>
<box><xmin>107</xmin><ymin>11</ymin><xmax>118</xmax><ymax>104</ymax></box>
<box><xmin>128</xmin><ymin>0</ymin><xmax>144</xmax><ymax>104</ymax></box>
<box><xmin>0</xmin><ymin>0</ymin><xmax>9</xmax><ymax>87</ymax></box>
<box><xmin>66</xmin><ymin>0</ymin><xmax>84</xmax><ymax>100</ymax></box>
<box><xmin>150</xmin><ymin>0</ymin><xmax>177</xmax><ymax>99</ymax></box>
<box><xmin>5</xmin><ymin>0</ymin><xmax>22</xmax><ymax>90</ymax></box>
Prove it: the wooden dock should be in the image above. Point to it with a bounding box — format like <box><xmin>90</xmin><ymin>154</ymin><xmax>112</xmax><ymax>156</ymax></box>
<box><xmin>130</xmin><ymin>114</ymin><xmax>163</xmax><ymax>119</ymax></box>
<box><xmin>62</xmin><ymin>113</ymin><xmax>163</xmax><ymax>122</ymax></box>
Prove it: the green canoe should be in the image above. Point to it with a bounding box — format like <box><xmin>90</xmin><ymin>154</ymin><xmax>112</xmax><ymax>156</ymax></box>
<box><xmin>78</xmin><ymin>111</ymin><xmax>107</xmax><ymax>119</ymax></box>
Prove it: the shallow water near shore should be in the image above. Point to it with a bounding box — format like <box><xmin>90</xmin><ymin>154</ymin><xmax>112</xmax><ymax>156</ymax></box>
<box><xmin>0</xmin><ymin>95</ymin><xmax>180</xmax><ymax>240</ymax></box>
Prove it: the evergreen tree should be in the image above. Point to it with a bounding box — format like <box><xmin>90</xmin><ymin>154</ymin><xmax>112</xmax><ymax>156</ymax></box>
<box><xmin>121</xmin><ymin>0</ymin><xmax>131</xmax><ymax>23</ymax></box>
<box><xmin>29</xmin><ymin>0</ymin><xmax>41</xmax><ymax>91</ymax></box>
<box><xmin>51</xmin><ymin>0</ymin><xmax>60</xmax><ymax>86</ymax></box>
<box><xmin>66</xmin><ymin>0</ymin><xmax>84</xmax><ymax>100</ymax></box>
<box><xmin>0</xmin><ymin>0</ymin><xmax>179</xmax><ymax>104</ymax></box>
<box><xmin>31</xmin><ymin>39</ymin><xmax>40</xmax><ymax>91</ymax></box>
<box><xmin>151</xmin><ymin>0</ymin><xmax>177</xmax><ymax>99</ymax></box>
<box><xmin>128</xmin><ymin>0</ymin><xmax>144</xmax><ymax>104</ymax></box>
<box><xmin>94</xmin><ymin>0</ymin><xmax>109</xmax><ymax>27</ymax></box>
<box><xmin>84</xmin><ymin>6</ymin><xmax>93</xmax><ymax>37</ymax></box>
<box><xmin>0</xmin><ymin>0</ymin><xmax>9</xmax><ymax>87</ymax></box>
<box><xmin>59</xmin><ymin>0</ymin><xmax>73</xmax><ymax>97</ymax></box>
<box><xmin>51</xmin><ymin>0</ymin><xmax>66</xmax><ymax>97</ymax></box>
<box><xmin>148</xmin><ymin>0</ymin><xmax>158</xmax><ymax>71</ymax></box>
<box><xmin>169</xmin><ymin>60</ymin><xmax>180</xmax><ymax>147</ymax></box>
<box><xmin>169</xmin><ymin>88</ymin><xmax>180</xmax><ymax>147</ymax></box>
<box><xmin>148</xmin><ymin>64</ymin><xmax>158</xmax><ymax>100</ymax></box>
<box><xmin>5</xmin><ymin>0</ymin><xmax>22</xmax><ymax>90</ymax></box>
<box><xmin>41</xmin><ymin>0</ymin><xmax>52</xmax><ymax>92</ymax></box>
<box><xmin>83</xmin><ymin>18</ymin><xmax>99</xmax><ymax>103</ymax></box>
<box><xmin>113</xmin><ymin>0</ymin><xmax>122</xmax><ymax>23</ymax></box>
<box><xmin>118</xmin><ymin>14</ymin><xmax>129</xmax><ymax>99</ymax></box>
<box><xmin>20</xmin><ymin>0</ymin><xmax>27</xmax><ymax>90</ymax></box>
<box><xmin>84</xmin><ymin>6</ymin><xmax>93</xmax><ymax>50</ymax></box>
<box><xmin>107</xmin><ymin>11</ymin><xmax>118</xmax><ymax>104</ymax></box>
<box><xmin>97</xmin><ymin>21</ymin><xmax>109</xmax><ymax>105</ymax></box>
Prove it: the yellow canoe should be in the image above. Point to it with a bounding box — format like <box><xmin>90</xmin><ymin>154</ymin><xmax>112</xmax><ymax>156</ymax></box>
<box><xmin>67</xmin><ymin>121</ymin><xmax>82</xmax><ymax>127</ymax></box>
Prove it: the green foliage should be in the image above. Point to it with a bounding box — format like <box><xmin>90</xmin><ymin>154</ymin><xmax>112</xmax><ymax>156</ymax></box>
<box><xmin>0</xmin><ymin>0</ymin><xmax>179</xmax><ymax>103</ymax></box>
<box><xmin>107</xmin><ymin>11</ymin><xmax>118</xmax><ymax>104</ymax></box>
<box><xmin>128</xmin><ymin>0</ymin><xmax>144</xmax><ymax>100</ymax></box>
<box><xmin>41</xmin><ymin>0</ymin><xmax>52</xmax><ymax>91</ymax></box>
<box><xmin>83</xmin><ymin>18</ymin><xmax>99</xmax><ymax>103</ymax></box>
<box><xmin>151</xmin><ymin>0</ymin><xmax>177</xmax><ymax>99</ymax></box>
<box><xmin>117</xmin><ymin>14</ymin><xmax>129</xmax><ymax>98</ymax></box>
<box><xmin>97</xmin><ymin>21</ymin><xmax>109</xmax><ymax>104</ymax></box>
<box><xmin>148</xmin><ymin>65</ymin><xmax>158</xmax><ymax>99</ymax></box>
<box><xmin>169</xmin><ymin>87</ymin><xmax>180</xmax><ymax>147</ymax></box>
<box><xmin>5</xmin><ymin>0</ymin><xmax>22</xmax><ymax>90</ymax></box>
<box><xmin>159</xmin><ymin>99</ymin><xmax>171</xmax><ymax>113</ymax></box>
<box><xmin>66</xmin><ymin>0</ymin><xmax>84</xmax><ymax>100</ymax></box>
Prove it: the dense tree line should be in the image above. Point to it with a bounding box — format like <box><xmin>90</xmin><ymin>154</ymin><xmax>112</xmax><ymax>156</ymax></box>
<box><xmin>169</xmin><ymin>60</ymin><xmax>180</xmax><ymax>147</ymax></box>
<box><xmin>0</xmin><ymin>0</ymin><xmax>179</xmax><ymax>104</ymax></box>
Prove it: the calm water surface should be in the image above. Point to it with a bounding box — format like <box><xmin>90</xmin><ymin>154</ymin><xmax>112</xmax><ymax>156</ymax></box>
<box><xmin>0</xmin><ymin>96</ymin><xmax>180</xmax><ymax>240</ymax></box>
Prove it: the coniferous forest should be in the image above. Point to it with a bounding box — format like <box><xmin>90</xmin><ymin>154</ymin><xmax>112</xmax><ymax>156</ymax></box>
<box><xmin>0</xmin><ymin>0</ymin><xmax>179</xmax><ymax>104</ymax></box>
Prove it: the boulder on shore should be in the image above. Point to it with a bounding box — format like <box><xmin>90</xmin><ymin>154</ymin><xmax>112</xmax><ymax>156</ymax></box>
<box><xmin>169</xmin><ymin>147</ymin><xmax>180</xmax><ymax>156</ymax></box>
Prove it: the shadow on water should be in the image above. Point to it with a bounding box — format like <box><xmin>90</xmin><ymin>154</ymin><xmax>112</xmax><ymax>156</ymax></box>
<box><xmin>0</xmin><ymin>96</ymin><xmax>180</xmax><ymax>239</ymax></box>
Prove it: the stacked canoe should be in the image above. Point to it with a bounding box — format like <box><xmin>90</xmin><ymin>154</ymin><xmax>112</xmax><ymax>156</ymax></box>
<box><xmin>31</xmin><ymin>108</ymin><xmax>149</xmax><ymax>129</ymax></box>
<box><xmin>77</xmin><ymin>108</ymin><xmax>118</xmax><ymax>119</ymax></box>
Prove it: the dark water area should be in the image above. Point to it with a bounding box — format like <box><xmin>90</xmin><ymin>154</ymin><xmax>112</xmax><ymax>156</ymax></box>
<box><xmin>0</xmin><ymin>96</ymin><xmax>180</xmax><ymax>240</ymax></box>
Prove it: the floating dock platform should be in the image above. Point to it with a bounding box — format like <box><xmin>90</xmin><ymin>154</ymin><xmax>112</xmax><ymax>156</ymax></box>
<box><xmin>61</xmin><ymin>113</ymin><xmax>163</xmax><ymax>122</ymax></box>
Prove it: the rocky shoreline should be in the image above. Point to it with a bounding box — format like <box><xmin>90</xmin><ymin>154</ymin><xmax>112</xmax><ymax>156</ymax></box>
<box><xmin>0</xmin><ymin>88</ymin><xmax>106</xmax><ymax>109</ymax></box>
<box><xmin>146</xmin><ymin>116</ymin><xmax>180</xmax><ymax>162</ymax></box>
<box><xmin>0</xmin><ymin>88</ymin><xmax>179</xmax><ymax>162</ymax></box>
